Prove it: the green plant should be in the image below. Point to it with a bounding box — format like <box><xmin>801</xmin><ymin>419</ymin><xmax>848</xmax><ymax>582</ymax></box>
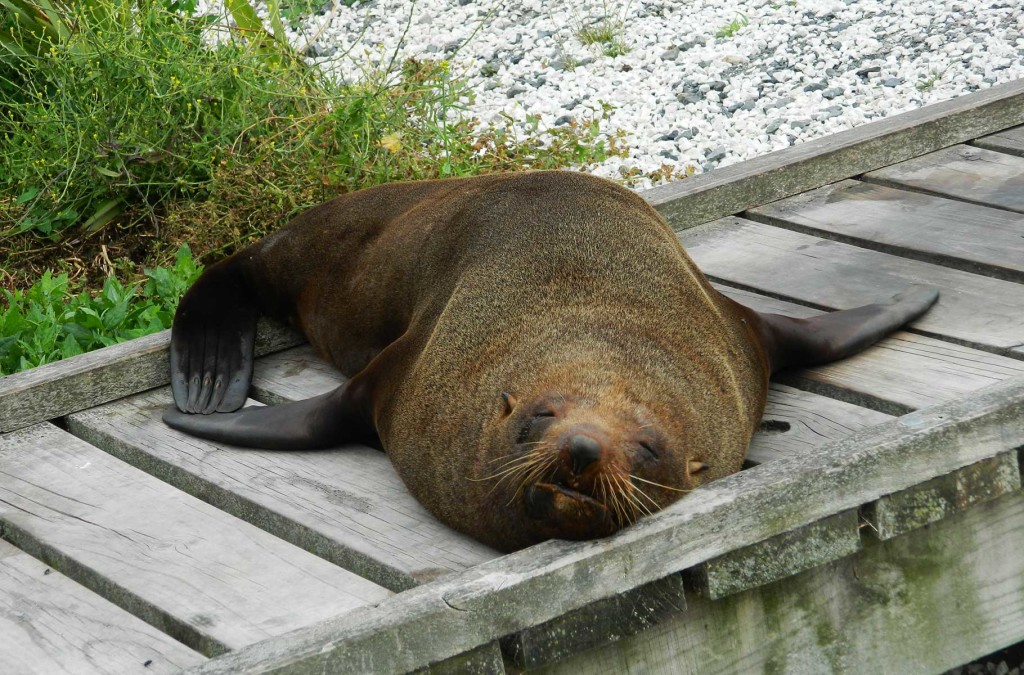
<box><xmin>715</xmin><ymin>13</ymin><xmax>749</xmax><ymax>38</ymax></box>
<box><xmin>916</xmin><ymin>68</ymin><xmax>947</xmax><ymax>92</ymax></box>
<box><xmin>1</xmin><ymin>0</ymin><xmax>313</xmax><ymax>238</ymax></box>
<box><xmin>2</xmin><ymin>0</ymin><xmax>631</xmax><ymax>373</ymax></box>
<box><xmin>574</xmin><ymin>1</ymin><xmax>631</xmax><ymax>57</ymax></box>
<box><xmin>0</xmin><ymin>245</ymin><xmax>202</xmax><ymax>375</ymax></box>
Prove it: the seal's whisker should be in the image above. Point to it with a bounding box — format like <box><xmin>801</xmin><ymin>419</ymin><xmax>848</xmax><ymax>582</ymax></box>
<box><xmin>620</xmin><ymin>474</ymin><xmax>654</xmax><ymax>518</ymax></box>
<box><xmin>631</xmin><ymin>474</ymin><xmax>691</xmax><ymax>493</ymax></box>
<box><xmin>476</xmin><ymin>449</ymin><xmax>556</xmax><ymax>482</ymax></box>
<box><xmin>632</xmin><ymin>483</ymin><xmax>662</xmax><ymax>512</ymax></box>
<box><xmin>612</xmin><ymin>473</ymin><xmax>648</xmax><ymax>521</ymax></box>
<box><xmin>510</xmin><ymin>454</ymin><xmax>559</xmax><ymax>502</ymax></box>
<box><xmin>603</xmin><ymin>475</ymin><xmax>627</xmax><ymax>526</ymax></box>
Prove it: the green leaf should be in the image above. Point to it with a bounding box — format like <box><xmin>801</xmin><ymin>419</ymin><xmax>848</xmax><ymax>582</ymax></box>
<box><xmin>16</xmin><ymin>186</ymin><xmax>39</xmax><ymax>204</ymax></box>
<box><xmin>81</xmin><ymin>198</ymin><xmax>123</xmax><ymax>232</ymax></box>
<box><xmin>60</xmin><ymin>333</ymin><xmax>83</xmax><ymax>359</ymax></box>
<box><xmin>101</xmin><ymin>301</ymin><xmax>129</xmax><ymax>329</ymax></box>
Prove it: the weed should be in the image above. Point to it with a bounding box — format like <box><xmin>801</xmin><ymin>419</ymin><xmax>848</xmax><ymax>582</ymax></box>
<box><xmin>0</xmin><ymin>246</ymin><xmax>202</xmax><ymax>375</ymax></box>
<box><xmin>574</xmin><ymin>1</ymin><xmax>632</xmax><ymax>57</ymax></box>
<box><xmin>1</xmin><ymin>1</ymin><xmax>628</xmax><ymax>373</ymax></box>
<box><xmin>715</xmin><ymin>13</ymin><xmax>749</xmax><ymax>38</ymax></box>
<box><xmin>916</xmin><ymin>68</ymin><xmax>947</xmax><ymax>92</ymax></box>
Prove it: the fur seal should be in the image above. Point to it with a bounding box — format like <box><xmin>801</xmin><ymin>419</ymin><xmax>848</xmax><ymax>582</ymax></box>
<box><xmin>163</xmin><ymin>171</ymin><xmax>938</xmax><ymax>552</ymax></box>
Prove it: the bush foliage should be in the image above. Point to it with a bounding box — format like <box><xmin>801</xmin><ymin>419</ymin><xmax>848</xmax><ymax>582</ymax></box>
<box><xmin>0</xmin><ymin>0</ymin><xmax>627</xmax><ymax>375</ymax></box>
<box><xmin>1</xmin><ymin>245</ymin><xmax>202</xmax><ymax>375</ymax></box>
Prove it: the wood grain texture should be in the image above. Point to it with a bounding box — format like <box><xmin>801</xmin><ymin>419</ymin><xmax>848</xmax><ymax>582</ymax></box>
<box><xmin>66</xmin><ymin>387</ymin><xmax>499</xmax><ymax>594</ymax></box>
<box><xmin>0</xmin><ymin>538</ymin><xmax>204</xmax><ymax>675</ymax></box>
<box><xmin>640</xmin><ymin>79</ymin><xmax>1024</xmax><ymax>230</ymax></box>
<box><xmin>538</xmin><ymin>491</ymin><xmax>1024</xmax><ymax>675</ymax></box>
<box><xmin>717</xmin><ymin>285</ymin><xmax>1024</xmax><ymax>415</ymax></box>
<box><xmin>690</xmin><ymin>510</ymin><xmax>860</xmax><ymax>600</ymax></box>
<box><xmin>682</xmin><ymin>218</ymin><xmax>1024</xmax><ymax>356</ymax></box>
<box><xmin>506</xmin><ymin>574</ymin><xmax>687</xmax><ymax>671</ymax></box>
<box><xmin>864</xmin><ymin>144</ymin><xmax>1024</xmax><ymax>214</ymax></box>
<box><xmin>862</xmin><ymin>450</ymin><xmax>1022</xmax><ymax>541</ymax></box>
<box><xmin>749</xmin><ymin>385</ymin><xmax>892</xmax><ymax>465</ymax></box>
<box><xmin>974</xmin><ymin>124</ymin><xmax>1024</xmax><ymax>157</ymax></box>
<box><xmin>747</xmin><ymin>179</ymin><xmax>1024</xmax><ymax>281</ymax></box>
<box><xmin>182</xmin><ymin>375</ymin><xmax>1024</xmax><ymax>674</ymax></box>
<box><xmin>0</xmin><ymin>423</ymin><xmax>389</xmax><ymax>656</ymax></box>
<box><xmin>0</xmin><ymin>319</ymin><xmax>302</xmax><ymax>434</ymax></box>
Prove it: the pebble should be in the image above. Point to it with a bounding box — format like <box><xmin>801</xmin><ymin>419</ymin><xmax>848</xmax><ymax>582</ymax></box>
<box><xmin>201</xmin><ymin>0</ymin><xmax>1024</xmax><ymax>189</ymax></box>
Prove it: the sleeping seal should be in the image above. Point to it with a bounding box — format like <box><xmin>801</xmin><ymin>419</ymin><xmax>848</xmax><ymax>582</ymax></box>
<box><xmin>163</xmin><ymin>171</ymin><xmax>937</xmax><ymax>552</ymax></box>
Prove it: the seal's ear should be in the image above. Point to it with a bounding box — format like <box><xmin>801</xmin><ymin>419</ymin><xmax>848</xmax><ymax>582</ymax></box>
<box><xmin>501</xmin><ymin>392</ymin><xmax>518</xmax><ymax>416</ymax></box>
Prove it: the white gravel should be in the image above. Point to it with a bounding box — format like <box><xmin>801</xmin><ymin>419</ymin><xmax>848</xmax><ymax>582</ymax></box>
<box><xmin>247</xmin><ymin>0</ymin><xmax>1022</xmax><ymax>188</ymax></box>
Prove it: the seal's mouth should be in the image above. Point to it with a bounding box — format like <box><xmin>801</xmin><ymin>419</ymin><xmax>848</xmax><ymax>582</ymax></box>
<box><xmin>524</xmin><ymin>481</ymin><xmax>617</xmax><ymax>540</ymax></box>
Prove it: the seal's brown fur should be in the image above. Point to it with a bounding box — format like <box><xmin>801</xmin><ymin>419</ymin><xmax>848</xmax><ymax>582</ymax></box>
<box><xmin>166</xmin><ymin>171</ymin><xmax>937</xmax><ymax>551</ymax></box>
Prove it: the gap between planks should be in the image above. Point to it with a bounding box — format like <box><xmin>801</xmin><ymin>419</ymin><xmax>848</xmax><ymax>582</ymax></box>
<box><xmin>682</xmin><ymin>217</ymin><xmax>1024</xmax><ymax>361</ymax></box>
<box><xmin>0</xmin><ymin>422</ymin><xmax>390</xmax><ymax>658</ymax></box>
<box><xmin>744</xmin><ymin>178</ymin><xmax>1024</xmax><ymax>284</ymax></box>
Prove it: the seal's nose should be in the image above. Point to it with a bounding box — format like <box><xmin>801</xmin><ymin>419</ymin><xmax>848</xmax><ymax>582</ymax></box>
<box><xmin>568</xmin><ymin>434</ymin><xmax>602</xmax><ymax>473</ymax></box>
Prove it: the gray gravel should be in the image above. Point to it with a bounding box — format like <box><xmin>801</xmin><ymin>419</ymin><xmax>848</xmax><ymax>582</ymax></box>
<box><xmin>215</xmin><ymin>0</ymin><xmax>1024</xmax><ymax>188</ymax></box>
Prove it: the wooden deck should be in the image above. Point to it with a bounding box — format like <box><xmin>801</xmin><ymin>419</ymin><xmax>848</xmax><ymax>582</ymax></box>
<box><xmin>2</xmin><ymin>80</ymin><xmax>1024</xmax><ymax>674</ymax></box>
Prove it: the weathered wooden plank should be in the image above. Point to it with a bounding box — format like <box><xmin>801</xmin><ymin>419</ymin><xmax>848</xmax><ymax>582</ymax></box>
<box><xmin>641</xmin><ymin>79</ymin><xmax>1024</xmax><ymax>230</ymax></box>
<box><xmin>537</xmin><ymin>491</ymin><xmax>1024</xmax><ymax>674</ymax></box>
<box><xmin>717</xmin><ymin>285</ymin><xmax>1024</xmax><ymax>416</ymax></box>
<box><xmin>973</xmin><ymin>124</ymin><xmax>1024</xmax><ymax>157</ymax></box>
<box><xmin>505</xmin><ymin>574</ymin><xmax>686</xmax><ymax>671</ymax></box>
<box><xmin>864</xmin><ymin>144</ymin><xmax>1024</xmax><ymax>214</ymax></box>
<box><xmin>415</xmin><ymin>642</ymin><xmax>506</xmax><ymax>674</ymax></box>
<box><xmin>0</xmin><ymin>319</ymin><xmax>303</xmax><ymax>434</ymax></box>
<box><xmin>0</xmin><ymin>538</ymin><xmax>204</xmax><ymax>675</ymax></box>
<box><xmin>746</xmin><ymin>179</ymin><xmax>1024</xmax><ymax>282</ymax></box>
<box><xmin>254</xmin><ymin>348</ymin><xmax>887</xmax><ymax>659</ymax></box>
<box><xmin>688</xmin><ymin>510</ymin><xmax>860</xmax><ymax>601</ymax></box>
<box><xmin>681</xmin><ymin>218</ymin><xmax>1024</xmax><ymax>356</ymax></box>
<box><xmin>248</xmin><ymin>344</ymin><xmax>342</xmax><ymax>405</ymax></box>
<box><xmin>0</xmin><ymin>423</ymin><xmax>390</xmax><ymax>657</ymax></box>
<box><xmin>66</xmin><ymin>388</ymin><xmax>498</xmax><ymax>594</ymax></box>
<box><xmin>862</xmin><ymin>451</ymin><xmax>1022</xmax><ymax>541</ymax></box>
<box><xmin>749</xmin><ymin>386</ymin><xmax>892</xmax><ymax>465</ymax></box>
<box><xmin>182</xmin><ymin>375</ymin><xmax>1024</xmax><ymax>674</ymax></box>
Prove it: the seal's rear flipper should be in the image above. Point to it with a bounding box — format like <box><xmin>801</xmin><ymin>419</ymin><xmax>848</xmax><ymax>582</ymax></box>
<box><xmin>170</xmin><ymin>258</ymin><xmax>259</xmax><ymax>414</ymax></box>
<box><xmin>753</xmin><ymin>286</ymin><xmax>939</xmax><ymax>374</ymax></box>
<box><xmin>162</xmin><ymin>383</ymin><xmax>371</xmax><ymax>450</ymax></box>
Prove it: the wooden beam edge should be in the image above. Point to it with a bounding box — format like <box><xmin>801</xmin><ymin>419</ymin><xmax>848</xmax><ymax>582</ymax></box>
<box><xmin>0</xmin><ymin>320</ymin><xmax>303</xmax><ymax>434</ymax></box>
<box><xmin>689</xmin><ymin>509</ymin><xmax>861</xmax><ymax>601</ymax></box>
<box><xmin>641</xmin><ymin>79</ymin><xmax>1024</xmax><ymax>230</ymax></box>
<box><xmin>861</xmin><ymin>450</ymin><xmax>1023</xmax><ymax>541</ymax></box>
<box><xmin>182</xmin><ymin>374</ymin><xmax>1024</xmax><ymax>675</ymax></box>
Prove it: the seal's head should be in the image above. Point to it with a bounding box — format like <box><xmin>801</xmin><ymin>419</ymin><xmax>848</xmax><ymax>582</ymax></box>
<box><xmin>484</xmin><ymin>378</ymin><xmax>710</xmax><ymax>545</ymax></box>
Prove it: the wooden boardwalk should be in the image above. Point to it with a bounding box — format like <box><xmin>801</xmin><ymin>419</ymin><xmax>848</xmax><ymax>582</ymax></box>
<box><xmin>2</xmin><ymin>81</ymin><xmax>1024</xmax><ymax>674</ymax></box>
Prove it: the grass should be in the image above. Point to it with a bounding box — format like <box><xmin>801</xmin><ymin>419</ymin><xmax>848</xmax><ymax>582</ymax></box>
<box><xmin>715</xmin><ymin>13</ymin><xmax>749</xmax><ymax>38</ymax></box>
<box><xmin>0</xmin><ymin>0</ymin><xmax>628</xmax><ymax>375</ymax></box>
<box><xmin>578</xmin><ymin>20</ymin><xmax>630</xmax><ymax>57</ymax></box>
<box><xmin>574</xmin><ymin>1</ymin><xmax>631</xmax><ymax>57</ymax></box>
<box><xmin>916</xmin><ymin>68</ymin><xmax>947</xmax><ymax>92</ymax></box>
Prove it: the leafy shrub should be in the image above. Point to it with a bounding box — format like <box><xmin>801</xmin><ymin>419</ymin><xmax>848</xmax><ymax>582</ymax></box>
<box><xmin>1</xmin><ymin>2</ymin><xmax>623</xmax><ymax>241</ymax></box>
<box><xmin>1</xmin><ymin>0</ymin><xmax>629</xmax><ymax>375</ymax></box>
<box><xmin>0</xmin><ymin>245</ymin><xmax>202</xmax><ymax>375</ymax></box>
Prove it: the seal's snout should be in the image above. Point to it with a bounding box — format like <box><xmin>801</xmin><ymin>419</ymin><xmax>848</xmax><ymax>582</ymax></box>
<box><xmin>566</xmin><ymin>434</ymin><xmax>602</xmax><ymax>474</ymax></box>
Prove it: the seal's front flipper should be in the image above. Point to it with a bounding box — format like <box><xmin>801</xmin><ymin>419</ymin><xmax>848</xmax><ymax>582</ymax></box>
<box><xmin>170</xmin><ymin>257</ymin><xmax>258</xmax><ymax>414</ymax></box>
<box><xmin>162</xmin><ymin>382</ymin><xmax>373</xmax><ymax>450</ymax></box>
<box><xmin>753</xmin><ymin>286</ymin><xmax>939</xmax><ymax>374</ymax></box>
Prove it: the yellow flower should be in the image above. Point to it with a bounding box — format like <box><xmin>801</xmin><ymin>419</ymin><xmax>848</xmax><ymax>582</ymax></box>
<box><xmin>378</xmin><ymin>132</ymin><xmax>402</xmax><ymax>153</ymax></box>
